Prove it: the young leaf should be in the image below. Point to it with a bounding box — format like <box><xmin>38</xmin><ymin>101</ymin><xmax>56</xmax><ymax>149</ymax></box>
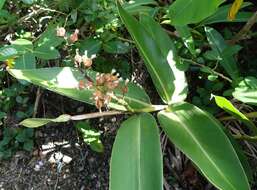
<box><xmin>175</xmin><ymin>25</ymin><xmax>196</xmax><ymax>56</ymax></box>
<box><xmin>8</xmin><ymin>67</ymin><xmax>154</xmax><ymax>112</ymax></box>
<box><xmin>233</xmin><ymin>76</ymin><xmax>257</xmax><ymax>106</ymax></box>
<box><xmin>158</xmin><ymin>103</ymin><xmax>250</xmax><ymax>190</ymax></box>
<box><xmin>110</xmin><ymin>113</ymin><xmax>163</xmax><ymax>190</ymax></box>
<box><xmin>205</xmin><ymin>27</ymin><xmax>240</xmax><ymax>80</ymax></box>
<box><xmin>214</xmin><ymin>95</ymin><xmax>257</xmax><ymax>135</ymax></box>
<box><xmin>103</xmin><ymin>40</ymin><xmax>130</xmax><ymax>54</ymax></box>
<box><xmin>20</xmin><ymin>114</ymin><xmax>71</xmax><ymax>128</ymax></box>
<box><xmin>118</xmin><ymin>3</ymin><xmax>187</xmax><ymax>104</ymax></box>
<box><xmin>169</xmin><ymin>0</ymin><xmax>224</xmax><ymax>26</ymax></box>
<box><xmin>76</xmin><ymin>121</ymin><xmax>104</xmax><ymax>153</ymax></box>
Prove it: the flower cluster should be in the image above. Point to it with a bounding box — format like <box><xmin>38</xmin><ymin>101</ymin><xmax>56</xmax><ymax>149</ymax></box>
<box><xmin>74</xmin><ymin>49</ymin><xmax>96</xmax><ymax>68</ymax></box>
<box><xmin>56</xmin><ymin>27</ymin><xmax>79</xmax><ymax>43</ymax></box>
<box><xmin>79</xmin><ymin>70</ymin><xmax>129</xmax><ymax>111</ymax></box>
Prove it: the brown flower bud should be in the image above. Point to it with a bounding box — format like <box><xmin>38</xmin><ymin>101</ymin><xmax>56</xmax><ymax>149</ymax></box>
<box><xmin>78</xmin><ymin>80</ymin><xmax>86</xmax><ymax>90</ymax></box>
<box><xmin>70</xmin><ymin>29</ymin><xmax>79</xmax><ymax>43</ymax></box>
<box><xmin>82</xmin><ymin>55</ymin><xmax>92</xmax><ymax>68</ymax></box>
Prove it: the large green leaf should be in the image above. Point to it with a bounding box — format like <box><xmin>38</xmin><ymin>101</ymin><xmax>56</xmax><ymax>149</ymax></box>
<box><xmin>214</xmin><ymin>95</ymin><xmax>257</xmax><ymax>135</ymax></box>
<box><xmin>168</xmin><ymin>0</ymin><xmax>224</xmax><ymax>26</ymax></box>
<box><xmin>201</xmin><ymin>3</ymin><xmax>253</xmax><ymax>25</ymax></box>
<box><xmin>158</xmin><ymin>103</ymin><xmax>250</xmax><ymax>190</ymax></box>
<box><xmin>175</xmin><ymin>25</ymin><xmax>196</xmax><ymax>56</ymax></box>
<box><xmin>205</xmin><ymin>27</ymin><xmax>240</xmax><ymax>80</ymax></box>
<box><xmin>14</xmin><ymin>52</ymin><xmax>36</xmax><ymax>69</ymax></box>
<box><xmin>8</xmin><ymin>67</ymin><xmax>154</xmax><ymax>112</ymax></box>
<box><xmin>110</xmin><ymin>113</ymin><xmax>163</xmax><ymax>190</ymax></box>
<box><xmin>0</xmin><ymin>0</ymin><xmax>6</xmax><ymax>10</ymax></box>
<box><xmin>118</xmin><ymin>3</ymin><xmax>187</xmax><ymax>104</ymax></box>
<box><xmin>233</xmin><ymin>76</ymin><xmax>257</xmax><ymax>106</ymax></box>
<box><xmin>123</xmin><ymin>0</ymin><xmax>156</xmax><ymax>14</ymax></box>
<box><xmin>10</xmin><ymin>39</ymin><xmax>36</xmax><ymax>69</ymax></box>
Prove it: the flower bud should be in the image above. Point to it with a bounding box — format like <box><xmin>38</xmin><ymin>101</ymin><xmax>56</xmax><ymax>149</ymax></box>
<box><xmin>56</xmin><ymin>27</ymin><xmax>66</xmax><ymax>37</ymax></box>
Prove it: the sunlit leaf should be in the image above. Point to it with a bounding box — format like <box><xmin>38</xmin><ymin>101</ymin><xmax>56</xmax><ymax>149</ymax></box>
<box><xmin>205</xmin><ymin>27</ymin><xmax>240</xmax><ymax>80</ymax></box>
<box><xmin>169</xmin><ymin>0</ymin><xmax>224</xmax><ymax>26</ymax></box>
<box><xmin>158</xmin><ymin>103</ymin><xmax>250</xmax><ymax>190</ymax></box>
<box><xmin>118</xmin><ymin>3</ymin><xmax>187</xmax><ymax>104</ymax></box>
<box><xmin>233</xmin><ymin>76</ymin><xmax>257</xmax><ymax>106</ymax></box>
<box><xmin>110</xmin><ymin>113</ymin><xmax>163</xmax><ymax>190</ymax></box>
<box><xmin>214</xmin><ymin>95</ymin><xmax>257</xmax><ymax>135</ymax></box>
<box><xmin>8</xmin><ymin>67</ymin><xmax>154</xmax><ymax>112</ymax></box>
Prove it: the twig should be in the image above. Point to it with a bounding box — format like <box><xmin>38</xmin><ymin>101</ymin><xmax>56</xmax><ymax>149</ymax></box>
<box><xmin>219</xmin><ymin>111</ymin><xmax>257</xmax><ymax>121</ymax></box>
<box><xmin>33</xmin><ymin>88</ymin><xmax>42</xmax><ymax>117</ymax></box>
<box><xmin>234</xmin><ymin>134</ymin><xmax>257</xmax><ymax>142</ymax></box>
<box><xmin>182</xmin><ymin>58</ymin><xmax>233</xmax><ymax>83</ymax></box>
<box><xmin>163</xmin><ymin>177</ymin><xmax>171</xmax><ymax>190</ymax></box>
<box><xmin>70</xmin><ymin>110</ymin><xmax>126</xmax><ymax>121</ymax></box>
<box><xmin>230</xmin><ymin>10</ymin><xmax>257</xmax><ymax>44</ymax></box>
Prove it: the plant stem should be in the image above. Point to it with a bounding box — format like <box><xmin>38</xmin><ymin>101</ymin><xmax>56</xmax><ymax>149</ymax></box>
<box><xmin>69</xmin><ymin>105</ymin><xmax>167</xmax><ymax>121</ymax></box>
<box><xmin>33</xmin><ymin>88</ymin><xmax>42</xmax><ymax>117</ymax></box>
<box><xmin>182</xmin><ymin>58</ymin><xmax>233</xmax><ymax>83</ymax></box>
<box><xmin>233</xmin><ymin>134</ymin><xmax>257</xmax><ymax>142</ymax></box>
<box><xmin>230</xmin><ymin>10</ymin><xmax>257</xmax><ymax>44</ymax></box>
<box><xmin>219</xmin><ymin>112</ymin><xmax>257</xmax><ymax>121</ymax></box>
<box><xmin>70</xmin><ymin>110</ymin><xmax>126</xmax><ymax>121</ymax></box>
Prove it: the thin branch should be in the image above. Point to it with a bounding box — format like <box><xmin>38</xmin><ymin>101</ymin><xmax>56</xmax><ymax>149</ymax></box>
<box><xmin>70</xmin><ymin>110</ymin><xmax>127</xmax><ymax>121</ymax></box>
<box><xmin>182</xmin><ymin>58</ymin><xmax>233</xmax><ymax>83</ymax></box>
<box><xmin>234</xmin><ymin>134</ymin><xmax>257</xmax><ymax>142</ymax></box>
<box><xmin>219</xmin><ymin>112</ymin><xmax>257</xmax><ymax>121</ymax></box>
<box><xmin>33</xmin><ymin>88</ymin><xmax>42</xmax><ymax>117</ymax></box>
<box><xmin>230</xmin><ymin>10</ymin><xmax>257</xmax><ymax>44</ymax></box>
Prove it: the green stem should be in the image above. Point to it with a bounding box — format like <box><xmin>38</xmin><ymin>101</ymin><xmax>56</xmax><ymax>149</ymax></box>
<box><xmin>233</xmin><ymin>134</ymin><xmax>257</xmax><ymax>142</ymax></box>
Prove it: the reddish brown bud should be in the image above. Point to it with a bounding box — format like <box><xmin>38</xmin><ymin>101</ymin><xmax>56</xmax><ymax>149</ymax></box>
<box><xmin>70</xmin><ymin>29</ymin><xmax>79</xmax><ymax>43</ymax></box>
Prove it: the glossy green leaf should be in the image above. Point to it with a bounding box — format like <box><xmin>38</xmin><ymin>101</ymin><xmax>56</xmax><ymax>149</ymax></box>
<box><xmin>158</xmin><ymin>103</ymin><xmax>250</xmax><ymax>190</ymax></box>
<box><xmin>175</xmin><ymin>25</ymin><xmax>196</xmax><ymax>56</ymax></box>
<box><xmin>201</xmin><ymin>2</ymin><xmax>253</xmax><ymax>25</ymax></box>
<box><xmin>168</xmin><ymin>0</ymin><xmax>224</xmax><ymax>26</ymax></box>
<box><xmin>118</xmin><ymin>3</ymin><xmax>187</xmax><ymax>104</ymax></box>
<box><xmin>224</xmin><ymin>128</ymin><xmax>253</xmax><ymax>183</ymax></box>
<box><xmin>233</xmin><ymin>76</ymin><xmax>257</xmax><ymax>106</ymax></box>
<box><xmin>78</xmin><ymin>38</ymin><xmax>102</xmax><ymax>57</ymax></box>
<box><xmin>76</xmin><ymin>121</ymin><xmax>104</xmax><ymax>153</ymax></box>
<box><xmin>8</xmin><ymin>67</ymin><xmax>153</xmax><ymax>112</ymax></box>
<box><xmin>123</xmin><ymin>0</ymin><xmax>156</xmax><ymax>14</ymax></box>
<box><xmin>110</xmin><ymin>113</ymin><xmax>163</xmax><ymax>190</ymax></box>
<box><xmin>205</xmin><ymin>27</ymin><xmax>240</xmax><ymax>80</ymax></box>
<box><xmin>20</xmin><ymin>114</ymin><xmax>71</xmax><ymax>128</ymax></box>
<box><xmin>14</xmin><ymin>52</ymin><xmax>36</xmax><ymax>69</ymax></box>
<box><xmin>10</xmin><ymin>39</ymin><xmax>36</xmax><ymax>69</ymax></box>
<box><xmin>0</xmin><ymin>0</ymin><xmax>6</xmax><ymax>10</ymax></box>
<box><xmin>103</xmin><ymin>40</ymin><xmax>130</xmax><ymax>54</ymax></box>
<box><xmin>34</xmin><ymin>25</ymin><xmax>64</xmax><ymax>48</ymax></box>
<box><xmin>0</xmin><ymin>47</ymin><xmax>17</xmax><ymax>61</ymax></box>
<box><xmin>214</xmin><ymin>95</ymin><xmax>257</xmax><ymax>135</ymax></box>
<box><xmin>34</xmin><ymin>46</ymin><xmax>60</xmax><ymax>60</ymax></box>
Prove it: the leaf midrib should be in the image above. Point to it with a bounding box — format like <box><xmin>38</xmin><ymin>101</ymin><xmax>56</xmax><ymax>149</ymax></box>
<box><xmin>164</xmin><ymin>112</ymin><xmax>240</xmax><ymax>190</ymax></box>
